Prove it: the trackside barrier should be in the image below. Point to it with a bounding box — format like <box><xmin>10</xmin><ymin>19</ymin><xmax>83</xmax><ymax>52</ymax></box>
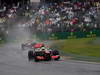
<box><xmin>36</xmin><ymin>30</ymin><xmax>100</xmax><ymax>40</ymax></box>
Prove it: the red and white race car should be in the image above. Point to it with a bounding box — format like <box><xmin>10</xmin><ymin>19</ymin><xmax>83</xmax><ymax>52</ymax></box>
<box><xmin>28</xmin><ymin>43</ymin><xmax>60</xmax><ymax>62</ymax></box>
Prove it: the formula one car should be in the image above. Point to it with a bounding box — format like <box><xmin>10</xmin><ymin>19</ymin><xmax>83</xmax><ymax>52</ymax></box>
<box><xmin>28</xmin><ymin>43</ymin><xmax>60</xmax><ymax>62</ymax></box>
<box><xmin>21</xmin><ymin>40</ymin><xmax>37</xmax><ymax>50</ymax></box>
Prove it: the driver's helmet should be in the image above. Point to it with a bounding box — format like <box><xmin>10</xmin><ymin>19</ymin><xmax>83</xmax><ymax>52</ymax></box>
<box><xmin>41</xmin><ymin>47</ymin><xmax>46</xmax><ymax>51</ymax></box>
<box><xmin>41</xmin><ymin>47</ymin><xmax>50</xmax><ymax>53</ymax></box>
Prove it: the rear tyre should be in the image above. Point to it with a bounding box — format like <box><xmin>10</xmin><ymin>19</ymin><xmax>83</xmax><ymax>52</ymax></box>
<box><xmin>53</xmin><ymin>50</ymin><xmax>60</xmax><ymax>61</ymax></box>
<box><xmin>28</xmin><ymin>51</ymin><xmax>33</xmax><ymax>61</ymax></box>
<box><xmin>52</xmin><ymin>50</ymin><xmax>59</xmax><ymax>55</ymax></box>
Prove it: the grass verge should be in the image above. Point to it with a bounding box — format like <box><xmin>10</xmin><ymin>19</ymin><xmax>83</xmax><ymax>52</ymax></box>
<box><xmin>51</xmin><ymin>38</ymin><xmax>100</xmax><ymax>62</ymax></box>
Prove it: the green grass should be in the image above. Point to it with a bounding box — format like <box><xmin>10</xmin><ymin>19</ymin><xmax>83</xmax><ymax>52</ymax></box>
<box><xmin>52</xmin><ymin>38</ymin><xmax>100</xmax><ymax>58</ymax></box>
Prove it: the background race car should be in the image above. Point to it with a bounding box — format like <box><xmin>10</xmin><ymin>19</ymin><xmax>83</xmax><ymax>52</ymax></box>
<box><xmin>21</xmin><ymin>41</ymin><xmax>37</xmax><ymax>50</ymax></box>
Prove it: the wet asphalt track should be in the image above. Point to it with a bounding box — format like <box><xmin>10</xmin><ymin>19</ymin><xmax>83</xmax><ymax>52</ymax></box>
<box><xmin>0</xmin><ymin>42</ymin><xmax>100</xmax><ymax>75</ymax></box>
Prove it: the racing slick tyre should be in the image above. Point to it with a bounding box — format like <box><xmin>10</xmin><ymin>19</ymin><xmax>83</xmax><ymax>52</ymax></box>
<box><xmin>28</xmin><ymin>51</ymin><xmax>34</xmax><ymax>61</ymax></box>
<box><xmin>52</xmin><ymin>50</ymin><xmax>60</xmax><ymax>61</ymax></box>
<box><xmin>52</xmin><ymin>50</ymin><xmax>59</xmax><ymax>55</ymax></box>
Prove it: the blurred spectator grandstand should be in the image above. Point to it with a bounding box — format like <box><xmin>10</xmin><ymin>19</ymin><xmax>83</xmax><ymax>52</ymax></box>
<box><xmin>32</xmin><ymin>0</ymin><xmax>100</xmax><ymax>34</ymax></box>
<box><xmin>0</xmin><ymin>0</ymin><xmax>30</xmax><ymax>20</ymax></box>
<box><xmin>0</xmin><ymin>0</ymin><xmax>31</xmax><ymax>41</ymax></box>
